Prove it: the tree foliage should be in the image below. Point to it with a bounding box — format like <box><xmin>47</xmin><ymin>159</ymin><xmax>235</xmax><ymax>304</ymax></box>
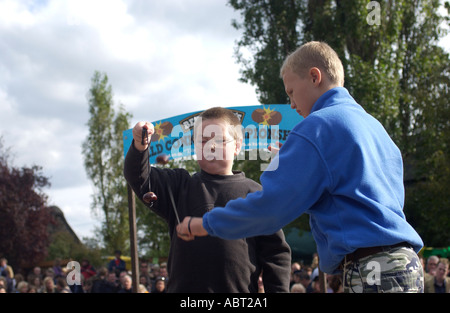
<box><xmin>230</xmin><ymin>0</ymin><xmax>302</xmax><ymax>104</ymax></box>
<box><xmin>82</xmin><ymin>71</ymin><xmax>172</xmax><ymax>259</ymax></box>
<box><xmin>82</xmin><ymin>71</ymin><xmax>132</xmax><ymax>253</ymax></box>
<box><xmin>0</xmin><ymin>138</ymin><xmax>53</xmax><ymax>269</ymax></box>
<box><xmin>229</xmin><ymin>0</ymin><xmax>450</xmax><ymax>246</ymax></box>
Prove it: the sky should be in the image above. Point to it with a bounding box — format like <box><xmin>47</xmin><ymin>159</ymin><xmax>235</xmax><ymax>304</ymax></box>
<box><xmin>0</xmin><ymin>0</ymin><xmax>449</xmax><ymax>241</ymax></box>
<box><xmin>0</xmin><ymin>0</ymin><xmax>262</xmax><ymax>239</ymax></box>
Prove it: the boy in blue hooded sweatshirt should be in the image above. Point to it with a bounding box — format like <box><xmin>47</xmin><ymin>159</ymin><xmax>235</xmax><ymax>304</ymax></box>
<box><xmin>178</xmin><ymin>41</ymin><xmax>424</xmax><ymax>293</ymax></box>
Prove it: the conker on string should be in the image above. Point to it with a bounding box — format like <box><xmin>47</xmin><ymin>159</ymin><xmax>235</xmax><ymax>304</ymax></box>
<box><xmin>156</xmin><ymin>153</ymin><xmax>170</xmax><ymax>165</ymax></box>
<box><xmin>143</xmin><ymin>191</ymin><xmax>157</xmax><ymax>204</ymax></box>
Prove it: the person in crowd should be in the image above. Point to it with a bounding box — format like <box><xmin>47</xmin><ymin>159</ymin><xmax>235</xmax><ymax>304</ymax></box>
<box><xmin>16</xmin><ymin>281</ymin><xmax>29</xmax><ymax>293</ymax></box>
<box><xmin>118</xmin><ymin>274</ymin><xmax>133</xmax><ymax>293</ymax></box>
<box><xmin>0</xmin><ymin>277</ymin><xmax>7</xmax><ymax>292</ymax></box>
<box><xmin>159</xmin><ymin>262</ymin><xmax>168</xmax><ymax>280</ymax></box>
<box><xmin>108</xmin><ymin>250</ymin><xmax>126</xmax><ymax>277</ymax></box>
<box><xmin>1</xmin><ymin>258</ymin><xmax>15</xmax><ymax>292</ymax></box>
<box><xmin>29</xmin><ymin>275</ymin><xmax>44</xmax><ymax>293</ymax></box>
<box><xmin>92</xmin><ymin>270</ymin><xmax>120</xmax><ymax>293</ymax></box>
<box><xmin>55</xmin><ymin>276</ymin><xmax>71</xmax><ymax>293</ymax></box>
<box><xmin>0</xmin><ymin>258</ymin><xmax>10</xmax><ymax>278</ymax></box>
<box><xmin>298</xmin><ymin>270</ymin><xmax>311</xmax><ymax>291</ymax></box>
<box><xmin>425</xmin><ymin>258</ymin><xmax>450</xmax><ymax>293</ymax></box>
<box><xmin>425</xmin><ymin>255</ymin><xmax>439</xmax><ymax>277</ymax></box>
<box><xmin>328</xmin><ymin>274</ymin><xmax>343</xmax><ymax>293</ymax></box>
<box><xmin>153</xmin><ymin>276</ymin><xmax>166</xmax><ymax>293</ymax></box>
<box><xmin>52</xmin><ymin>258</ymin><xmax>64</xmax><ymax>278</ymax></box>
<box><xmin>44</xmin><ymin>268</ymin><xmax>55</xmax><ymax>283</ymax></box>
<box><xmin>43</xmin><ymin>276</ymin><xmax>56</xmax><ymax>293</ymax></box>
<box><xmin>290</xmin><ymin>283</ymin><xmax>306</xmax><ymax>293</ymax></box>
<box><xmin>258</xmin><ymin>274</ymin><xmax>265</xmax><ymax>293</ymax></box>
<box><xmin>290</xmin><ymin>262</ymin><xmax>301</xmax><ymax>287</ymax></box>
<box><xmin>89</xmin><ymin>267</ymin><xmax>107</xmax><ymax>293</ymax></box>
<box><xmin>139</xmin><ymin>273</ymin><xmax>152</xmax><ymax>292</ymax></box>
<box><xmin>104</xmin><ymin>270</ymin><xmax>121</xmax><ymax>293</ymax></box>
<box><xmin>138</xmin><ymin>284</ymin><xmax>149</xmax><ymax>293</ymax></box>
<box><xmin>28</xmin><ymin>285</ymin><xmax>37</xmax><ymax>293</ymax></box>
<box><xmin>27</xmin><ymin>266</ymin><xmax>43</xmax><ymax>284</ymax></box>
<box><xmin>139</xmin><ymin>260</ymin><xmax>152</xmax><ymax>286</ymax></box>
<box><xmin>81</xmin><ymin>259</ymin><xmax>97</xmax><ymax>281</ymax></box>
<box><xmin>290</xmin><ymin>270</ymin><xmax>302</xmax><ymax>289</ymax></box>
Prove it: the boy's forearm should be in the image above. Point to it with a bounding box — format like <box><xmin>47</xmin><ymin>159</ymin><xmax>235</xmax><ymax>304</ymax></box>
<box><xmin>190</xmin><ymin>217</ymin><xmax>208</xmax><ymax>236</ymax></box>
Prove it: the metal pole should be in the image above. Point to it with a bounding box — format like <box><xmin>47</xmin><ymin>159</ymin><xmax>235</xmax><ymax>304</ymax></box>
<box><xmin>127</xmin><ymin>184</ymin><xmax>139</xmax><ymax>293</ymax></box>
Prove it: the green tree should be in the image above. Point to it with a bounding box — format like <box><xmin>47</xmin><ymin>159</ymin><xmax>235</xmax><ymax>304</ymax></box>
<box><xmin>82</xmin><ymin>71</ymin><xmax>132</xmax><ymax>253</ymax></box>
<box><xmin>230</xmin><ymin>0</ymin><xmax>302</xmax><ymax>104</ymax></box>
<box><xmin>136</xmin><ymin>192</ymin><xmax>171</xmax><ymax>260</ymax></box>
<box><xmin>82</xmin><ymin>71</ymin><xmax>174</xmax><ymax>261</ymax></box>
<box><xmin>229</xmin><ymin>0</ymin><xmax>450</xmax><ymax>245</ymax></box>
<box><xmin>393</xmin><ymin>1</ymin><xmax>450</xmax><ymax>246</ymax></box>
<box><xmin>47</xmin><ymin>231</ymin><xmax>103</xmax><ymax>268</ymax></box>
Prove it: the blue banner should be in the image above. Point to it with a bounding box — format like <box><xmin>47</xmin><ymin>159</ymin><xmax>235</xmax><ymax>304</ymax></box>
<box><xmin>122</xmin><ymin>104</ymin><xmax>303</xmax><ymax>163</ymax></box>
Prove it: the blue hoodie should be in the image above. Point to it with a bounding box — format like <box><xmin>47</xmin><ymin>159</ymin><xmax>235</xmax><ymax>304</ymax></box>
<box><xmin>203</xmin><ymin>87</ymin><xmax>423</xmax><ymax>274</ymax></box>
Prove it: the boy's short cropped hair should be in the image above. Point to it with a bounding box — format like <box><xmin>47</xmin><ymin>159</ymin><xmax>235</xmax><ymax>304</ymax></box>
<box><xmin>194</xmin><ymin>107</ymin><xmax>243</xmax><ymax>141</ymax></box>
<box><xmin>280</xmin><ymin>41</ymin><xmax>345</xmax><ymax>86</ymax></box>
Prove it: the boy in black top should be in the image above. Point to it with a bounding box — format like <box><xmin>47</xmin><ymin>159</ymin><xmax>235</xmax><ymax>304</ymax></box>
<box><xmin>124</xmin><ymin>107</ymin><xmax>291</xmax><ymax>292</ymax></box>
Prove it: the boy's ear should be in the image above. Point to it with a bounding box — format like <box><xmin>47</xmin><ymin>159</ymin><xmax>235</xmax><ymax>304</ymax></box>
<box><xmin>234</xmin><ymin>137</ymin><xmax>243</xmax><ymax>155</ymax></box>
<box><xmin>309</xmin><ymin>67</ymin><xmax>322</xmax><ymax>86</ymax></box>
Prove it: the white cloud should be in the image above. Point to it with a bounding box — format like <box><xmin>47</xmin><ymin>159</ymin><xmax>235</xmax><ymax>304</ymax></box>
<box><xmin>0</xmin><ymin>0</ymin><xmax>36</xmax><ymax>28</ymax></box>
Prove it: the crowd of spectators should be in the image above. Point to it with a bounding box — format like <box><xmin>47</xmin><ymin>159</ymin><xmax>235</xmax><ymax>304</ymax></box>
<box><xmin>288</xmin><ymin>253</ymin><xmax>344</xmax><ymax>293</ymax></box>
<box><xmin>0</xmin><ymin>251</ymin><xmax>168</xmax><ymax>294</ymax></box>
<box><xmin>0</xmin><ymin>252</ymin><xmax>448</xmax><ymax>293</ymax></box>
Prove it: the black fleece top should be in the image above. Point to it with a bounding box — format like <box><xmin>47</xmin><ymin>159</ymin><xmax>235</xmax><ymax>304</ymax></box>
<box><xmin>124</xmin><ymin>142</ymin><xmax>291</xmax><ymax>293</ymax></box>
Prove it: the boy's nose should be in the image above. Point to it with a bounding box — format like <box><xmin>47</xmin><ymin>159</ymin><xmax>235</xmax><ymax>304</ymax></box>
<box><xmin>290</xmin><ymin>101</ymin><xmax>296</xmax><ymax>110</ymax></box>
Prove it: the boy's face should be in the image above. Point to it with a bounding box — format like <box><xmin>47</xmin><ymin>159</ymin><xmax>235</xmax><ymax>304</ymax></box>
<box><xmin>194</xmin><ymin>118</ymin><xmax>241</xmax><ymax>175</ymax></box>
<box><xmin>283</xmin><ymin>68</ymin><xmax>316</xmax><ymax>118</ymax></box>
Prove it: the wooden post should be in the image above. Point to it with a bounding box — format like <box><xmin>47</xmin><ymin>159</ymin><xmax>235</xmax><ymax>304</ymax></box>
<box><xmin>318</xmin><ymin>267</ymin><xmax>327</xmax><ymax>293</ymax></box>
<box><xmin>127</xmin><ymin>184</ymin><xmax>139</xmax><ymax>293</ymax></box>
<box><xmin>317</xmin><ymin>255</ymin><xmax>327</xmax><ymax>293</ymax></box>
